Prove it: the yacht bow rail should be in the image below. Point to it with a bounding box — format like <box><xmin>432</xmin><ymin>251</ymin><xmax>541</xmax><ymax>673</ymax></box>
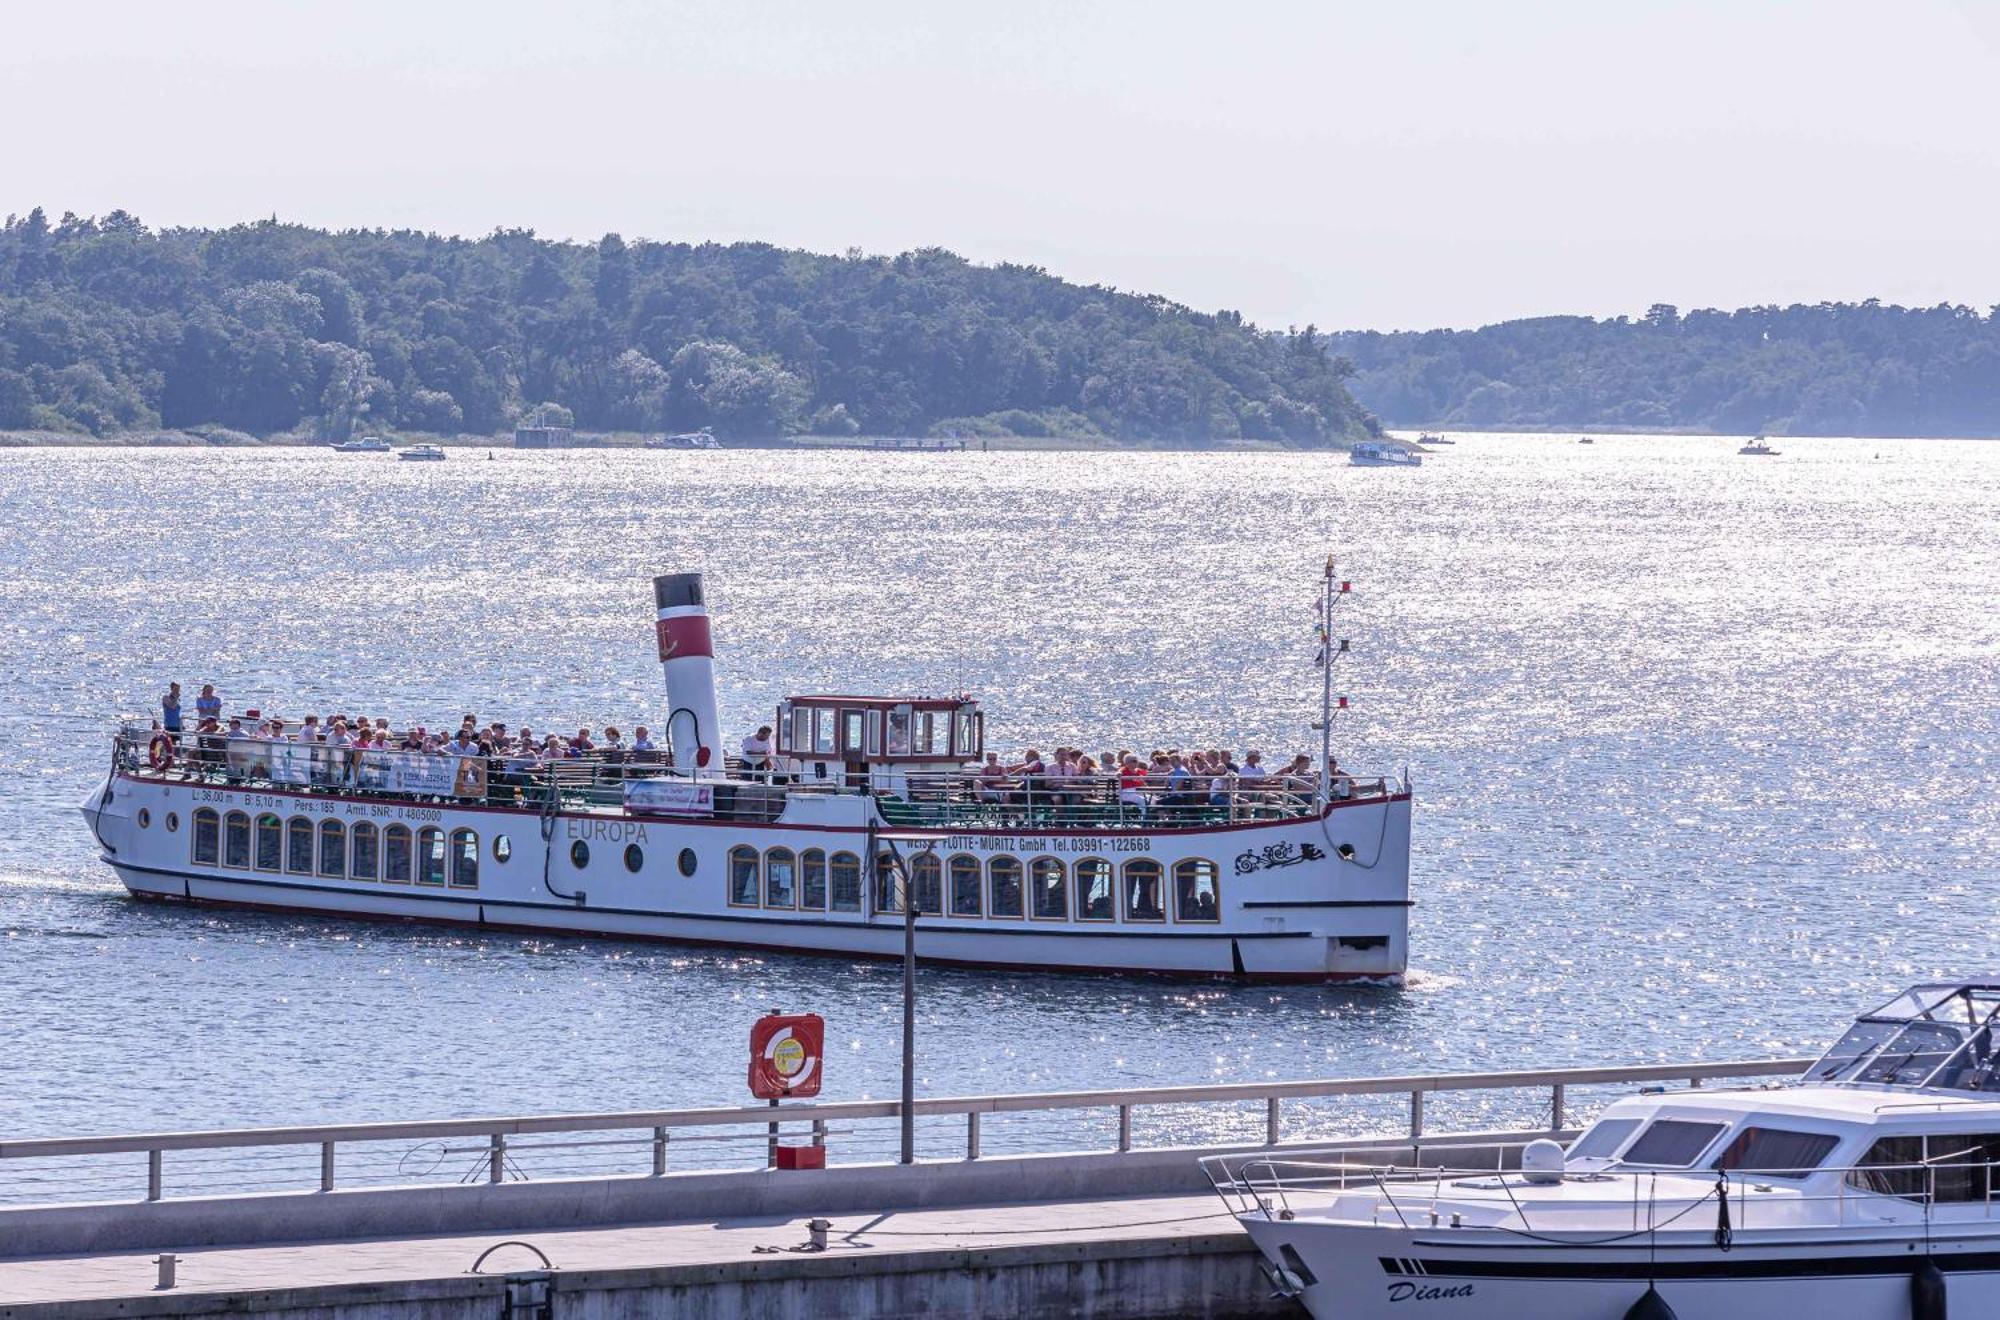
<box><xmin>0</xmin><ymin>1057</ymin><xmax>1805</xmax><ymax>1208</ymax></box>
<box><xmin>1207</xmin><ymin>1151</ymin><xmax>2000</xmax><ymax>1234</ymax></box>
<box><xmin>111</xmin><ymin>727</ymin><xmax>1395</xmax><ymax>829</ymax></box>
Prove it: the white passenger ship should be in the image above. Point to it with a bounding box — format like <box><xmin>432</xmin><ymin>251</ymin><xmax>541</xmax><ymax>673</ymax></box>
<box><xmin>1211</xmin><ymin>980</ymin><xmax>2000</xmax><ymax>1317</ymax></box>
<box><xmin>81</xmin><ymin>572</ymin><xmax>1412</xmax><ymax>982</ymax></box>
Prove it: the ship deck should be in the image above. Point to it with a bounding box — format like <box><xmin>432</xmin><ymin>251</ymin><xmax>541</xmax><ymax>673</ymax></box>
<box><xmin>113</xmin><ymin>730</ymin><xmax>1396</xmax><ymax>833</ymax></box>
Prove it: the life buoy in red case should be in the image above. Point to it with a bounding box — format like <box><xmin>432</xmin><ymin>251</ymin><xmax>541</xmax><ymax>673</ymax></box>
<box><xmin>147</xmin><ymin>733</ymin><xmax>174</xmax><ymax>770</ymax></box>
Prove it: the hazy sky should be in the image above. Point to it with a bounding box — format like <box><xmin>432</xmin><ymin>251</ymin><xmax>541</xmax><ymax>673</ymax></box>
<box><xmin>7</xmin><ymin>1</ymin><xmax>1998</xmax><ymax>330</ymax></box>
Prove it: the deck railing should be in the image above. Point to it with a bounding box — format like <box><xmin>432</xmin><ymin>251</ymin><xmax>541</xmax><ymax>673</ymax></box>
<box><xmin>1208</xmin><ymin>1150</ymin><xmax>2000</xmax><ymax>1234</ymax></box>
<box><xmin>0</xmin><ymin>1057</ymin><xmax>1807</xmax><ymax>1208</ymax></box>
<box><xmin>111</xmin><ymin>728</ymin><xmax>1394</xmax><ymax>830</ymax></box>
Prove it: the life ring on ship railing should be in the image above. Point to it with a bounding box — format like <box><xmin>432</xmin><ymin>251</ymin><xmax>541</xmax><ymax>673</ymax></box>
<box><xmin>147</xmin><ymin>733</ymin><xmax>174</xmax><ymax>771</ymax></box>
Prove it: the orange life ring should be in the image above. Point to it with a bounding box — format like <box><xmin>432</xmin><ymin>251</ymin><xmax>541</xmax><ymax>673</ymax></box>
<box><xmin>147</xmin><ymin>733</ymin><xmax>175</xmax><ymax>771</ymax></box>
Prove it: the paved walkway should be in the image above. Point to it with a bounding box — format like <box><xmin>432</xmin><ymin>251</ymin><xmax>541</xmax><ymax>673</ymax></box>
<box><xmin>0</xmin><ymin>1191</ymin><xmax>1244</xmax><ymax>1306</ymax></box>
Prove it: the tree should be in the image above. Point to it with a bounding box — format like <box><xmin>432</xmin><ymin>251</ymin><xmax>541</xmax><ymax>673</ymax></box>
<box><xmin>0</xmin><ymin>367</ymin><xmax>35</xmax><ymax>427</ymax></box>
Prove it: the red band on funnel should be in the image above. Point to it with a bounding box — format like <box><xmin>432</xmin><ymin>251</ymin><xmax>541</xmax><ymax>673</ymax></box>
<box><xmin>656</xmin><ymin>614</ymin><xmax>714</xmax><ymax>661</ymax></box>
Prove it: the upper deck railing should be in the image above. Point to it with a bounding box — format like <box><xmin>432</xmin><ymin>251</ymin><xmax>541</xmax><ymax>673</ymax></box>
<box><xmin>112</xmin><ymin>726</ymin><xmax>1398</xmax><ymax>831</ymax></box>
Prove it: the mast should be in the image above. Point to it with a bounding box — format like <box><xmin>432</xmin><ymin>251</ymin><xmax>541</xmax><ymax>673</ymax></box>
<box><xmin>1318</xmin><ymin>556</ymin><xmax>1334</xmax><ymax>813</ymax></box>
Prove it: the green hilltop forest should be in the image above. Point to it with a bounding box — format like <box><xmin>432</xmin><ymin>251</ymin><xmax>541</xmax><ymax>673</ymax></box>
<box><xmin>1334</xmin><ymin>302</ymin><xmax>2000</xmax><ymax>438</ymax></box>
<box><xmin>0</xmin><ymin>208</ymin><xmax>1377</xmax><ymax>446</ymax></box>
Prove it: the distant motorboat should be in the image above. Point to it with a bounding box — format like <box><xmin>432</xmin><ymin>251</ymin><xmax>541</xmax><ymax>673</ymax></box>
<box><xmin>1740</xmin><ymin>436</ymin><xmax>1781</xmax><ymax>456</ymax></box>
<box><xmin>1577</xmin><ymin>436</ymin><xmax>1596</xmax><ymax>445</ymax></box>
<box><xmin>397</xmin><ymin>444</ymin><xmax>447</xmax><ymax>462</ymax></box>
<box><xmin>1350</xmin><ymin>441</ymin><xmax>1421</xmax><ymax>468</ymax></box>
<box><xmin>1417</xmin><ymin>432</ymin><xmax>1454</xmax><ymax>446</ymax></box>
<box><xmin>644</xmin><ymin>431</ymin><xmax>720</xmax><ymax>450</ymax></box>
<box><xmin>332</xmin><ymin>436</ymin><xmax>392</xmax><ymax>454</ymax></box>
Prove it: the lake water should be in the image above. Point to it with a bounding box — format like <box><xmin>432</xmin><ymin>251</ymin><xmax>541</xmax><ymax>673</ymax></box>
<box><xmin>1</xmin><ymin>435</ymin><xmax>1995</xmax><ymax>1165</ymax></box>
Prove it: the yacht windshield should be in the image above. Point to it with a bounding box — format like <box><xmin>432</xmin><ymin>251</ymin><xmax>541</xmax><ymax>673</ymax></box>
<box><xmin>1808</xmin><ymin>1020</ymin><xmax>1902</xmax><ymax>1082</ymax></box>
<box><xmin>1854</xmin><ymin>1022</ymin><xmax>1967</xmax><ymax>1087</ymax></box>
<box><xmin>1805</xmin><ymin>983</ymin><xmax>2000</xmax><ymax>1091</ymax></box>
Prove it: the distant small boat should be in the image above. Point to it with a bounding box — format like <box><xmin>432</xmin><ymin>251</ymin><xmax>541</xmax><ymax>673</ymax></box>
<box><xmin>1739</xmin><ymin>436</ymin><xmax>1781</xmax><ymax>456</ymax></box>
<box><xmin>645</xmin><ymin>431</ymin><xmax>720</xmax><ymax>450</ymax></box>
<box><xmin>397</xmin><ymin>444</ymin><xmax>447</xmax><ymax>462</ymax></box>
<box><xmin>332</xmin><ymin>436</ymin><xmax>392</xmax><ymax>454</ymax></box>
<box><xmin>1577</xmin><ymin>436</ymin><xmax>1596</xmax><ymax>445</ymax></box>
<box><xmin>1417</xmin><ymin>432</ymin><xmax>1454</xmax><ymax>446</ymax></box>
<box><xmin>1350</xmin><ymin>441</ymin><xmax>1421</xmax><ymax>468</ymax></box>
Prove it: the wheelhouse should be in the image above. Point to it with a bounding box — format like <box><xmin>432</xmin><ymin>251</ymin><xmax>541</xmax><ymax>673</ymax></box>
<box><xmin>774</xmin><ymin>694</ymin><xmax>982</xmax><ymax>794</ymax></box>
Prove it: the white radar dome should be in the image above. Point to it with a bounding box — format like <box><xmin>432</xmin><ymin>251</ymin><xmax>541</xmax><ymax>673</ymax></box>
<box><xmin>1520</xmin><ymin>1138</ymin><xmax>1566</xmax><ymax>1185</ymax></box>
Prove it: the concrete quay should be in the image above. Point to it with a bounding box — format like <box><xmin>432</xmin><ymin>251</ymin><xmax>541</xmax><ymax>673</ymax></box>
<box><xmin>0</xmin><ymin>1191</ymin><xmax>1270</xmax><ymax>1320</ymax></box>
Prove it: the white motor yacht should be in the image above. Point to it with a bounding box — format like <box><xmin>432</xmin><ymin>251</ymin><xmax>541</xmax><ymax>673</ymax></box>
<box><xmin>332</xmin><ymin>435</ymin><xmax>392</xmax><ymax>453</ymax></box>
<box><xmin>1740</xmin><ymin>436</ymin><xmax>1781</xmax><ymax>456</ymax></box>
<box><xmin>1212</xmin><ymin>980</ymin><xmax>2000</xmax><ymax>1318</ymax></box>
<box><xmin>396</xmin><ymin>443</ymin><xmax>447</xmax><ymax>461</ymax></box>
<box><xmin>1350</xmin><ymin>441</ymin><xmax>1422</xmax><ymax>468</ymax></box>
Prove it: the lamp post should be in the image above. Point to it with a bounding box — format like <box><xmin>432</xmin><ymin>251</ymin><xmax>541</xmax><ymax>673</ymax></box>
<box><xmin>901</xmin><ymin>851</ymin><xmax>916</xmax><ymax>1165</ymax></box>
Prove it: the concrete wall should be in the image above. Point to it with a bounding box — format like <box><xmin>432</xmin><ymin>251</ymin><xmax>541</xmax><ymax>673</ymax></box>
<box><xmin>0</xmin><ymin>1130</ymin><xmax>1560</xmax><ymax>1260</ymax></box>
<box><xmin>0</xmin><ymin>1236</ymin><xmax>1283</xmax><ymax>1320</ymax></box>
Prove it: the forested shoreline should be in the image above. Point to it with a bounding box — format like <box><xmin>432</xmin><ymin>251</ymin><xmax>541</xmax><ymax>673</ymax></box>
<box><xmin>1335</xmin><ymin>302</ymin><xmax>2000</xmax><ymax>438</ymax></box>
<box><xmin>0</xmin><ymin>209</ymin><xmax>1376</xmax><ymax>447</ymax></box>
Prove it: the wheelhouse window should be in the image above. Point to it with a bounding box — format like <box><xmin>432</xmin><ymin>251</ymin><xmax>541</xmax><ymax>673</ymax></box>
<box><xmin>350</xmin><ymin>822</ymin><xmax>379</xmax><ymax>881</ymax></box>
<box><xmin>1173</xmin><ymin>859</ymin><xmax>1220</xmax><ymax>922</ymax></box>
<box><xmin>1122</xmin><ymin>859</ymin><xmax>1165</xmax><ymax>921</ymax></box>
<box><xmin>888</xmin><ymin>708</ymin><xmax>912</xmax><ymax>755</ymax></box>
<box><xmin>1075</xmin><ymin>857</ymin><xmax>1114</xmax><ymax>921</ymax></box>
<box><xmin>286</xmin><ymin>817</ymin><xmax>314</xmax><ymax>874</ymax></box>
<box><xmin>765</xmin><ymin>848</ymin><xmax>796</xmax><ymax>908</ymax></box>
<box><xmin>948</xmin><ymin>854</ymin><xmax>982</xmax><ymax>917</ymax></box>
<box><xmin>417</xmin><ymin>827</ymin><xmax>447</xmax><ymax>886</ymax></box>
<box><xmin>192</xmin><ymin>808</ymin><xmax>220</xmax><ymax>866</ymax></box>
<box><xmin>829</xmin><ymin>851</ymin><xmax>862</xmax><ymax>912</ymax></box>
<box><xmin>1848</xmin><ymin>1135</ymin><xmax>1927</xmax><ymax>1199</ymax></box>
<box><xmin>1711</xmin><ymin>1127</ymin><xmax>1840</xmax><ymax>1179</ymax></box>
<box><xmin>841</xmin><ymin>711</ymin><xmax>864</xmax><ymax>755</ymax></box>
<box><xmin>449</xmin><ymin>829</ymin><xmax>479</xmax><ymax>888</ymax></box>
<box><xmin>254</xmin><ymin>814</ymin><xmax>282</xmax><ymax>871</ymax></box>
<box><xmin>812</xmin><ymin>710</ymin><xmax>834</xmax><ymax>755</ymax></box>
<box><xmin>728</xmin><ymin>846</ymin><xmax>760</xmax><ymax>906</ymax></box>
<box><xmin>317</xmin><ymin>820</ymin><xmax>346</xmax><ymax>878</ymax></box>
<box><xmin>989</xmin><ymin>856</ymin><xmax>1024</xmax><ymax>918</ymax></box>
<box><xmin>224</xmin><ymin>811</ymin><xmax>251</xmax><ymax>868</ymax></box>
<box><xmin>383</xmin><ymin>824</ymin><xmax>413</xmax><ymax>883</ymax></box>
<box><xmin>1620</xmin><ymin>1120</ymin><xmax>1727</xmax><ymax>1168</ymax></box>
<box><xmin>799</xmin><ymin>849</ymin><xmax>828</xmax><ymax>910</ymax></box>
<box><xmin>910</xmin><ymin>853</ymin><xmax>943</xmax><ymax>916</ymax></box>
<box><xmin>790</xmin><ymin>706</ymin><xmax>809</xmax><ymax>756</ymax></box>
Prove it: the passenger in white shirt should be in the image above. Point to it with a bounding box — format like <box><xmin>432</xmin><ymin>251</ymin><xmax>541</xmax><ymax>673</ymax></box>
<box><xmin>740</xmin><ymin>725</ymin><xmax>774</xmax><ymax>773</ymax></box>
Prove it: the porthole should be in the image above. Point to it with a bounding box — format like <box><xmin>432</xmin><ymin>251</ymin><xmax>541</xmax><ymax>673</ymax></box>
<box><xmin>165</xmin><ymin>812</ymin><xmax>179</xmax><ymax>832</ymax></box>
<box><xmin>137</xmin><ymin>808</ymin><xmax>152</xmax><ymax>829</ymax></box>
<box><xmin>677</xmin><ymin>847</ymin><xmax>698</xmax><ymax>877</ymax></box>
<box><xmin>493</xmin><ymin>835</ymin><xmax>512</xmax><ymax>863</ymax></box>
<box><xmin>570</xmin><ymin>839</ymin><xmax>590</xmax><ymax>869</ymax></box>
<box><xmin>624</xmin><ymin>843</ymin><xmax>644</xmax><ymax>873</ymax></box>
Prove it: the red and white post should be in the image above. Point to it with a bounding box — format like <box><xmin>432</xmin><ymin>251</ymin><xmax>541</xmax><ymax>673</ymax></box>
<box><xmin>652</xmin><ymin>572</ymin><xmax>721</xmax><ymax>773</ymax></box>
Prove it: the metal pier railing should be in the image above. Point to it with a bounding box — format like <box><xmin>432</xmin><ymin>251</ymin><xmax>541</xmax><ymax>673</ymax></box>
<box><xmin>0</xmin><ymin>1057</ymin><xmax>1808</xmax><ymax>1208</ymax></box>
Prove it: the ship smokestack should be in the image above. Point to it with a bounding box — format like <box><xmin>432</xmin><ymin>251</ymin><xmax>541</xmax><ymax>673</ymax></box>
<box><xmin>652</xmin><ymin>572</ymin><xmax>720</xmax><ymax>773</ymax></box>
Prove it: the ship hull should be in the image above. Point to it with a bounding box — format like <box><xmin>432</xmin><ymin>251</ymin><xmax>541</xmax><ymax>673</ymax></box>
<box><xmin>1242</xmin><ymin>1214</ymin><xmax>2000</xmax><ymax>1318</ymax></box>
<box><xmin>85</xmin><ymin>771</ymin><xmax>1414</xmax><ymax>982</ymax></box>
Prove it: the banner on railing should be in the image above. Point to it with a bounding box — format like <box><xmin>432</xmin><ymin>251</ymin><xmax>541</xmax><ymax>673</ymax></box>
<box><xmin>626</xmin><ymin>780</ymin><xmax>715</xmax><ymax>816</ymax></box>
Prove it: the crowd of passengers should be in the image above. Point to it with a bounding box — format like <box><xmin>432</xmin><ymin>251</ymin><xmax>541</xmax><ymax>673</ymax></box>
<box><xmin>151</xmin><ymin>683</ymin><xmax>1354</xmax><ymax>808</ymax></box>
<box><xmin>960</xmin><ymin>747</ymin><xmax>1353</xmax><ymax>813</ymax></box>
